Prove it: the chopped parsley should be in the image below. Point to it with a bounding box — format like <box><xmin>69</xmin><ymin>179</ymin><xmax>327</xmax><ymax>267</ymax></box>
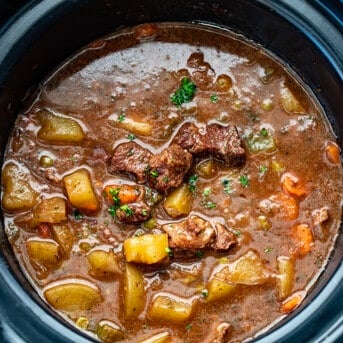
<box><xmin>73</xmin><ymin>209</ymin><xmax>84</xmax><ymax>220</ymax></box>
<box><xmin>222</xmin><ymin>179</ymin><xmax>233</xmax><ymax>194</ymax></box>
<box><xmin>119</xmin><ymin>204</ymin><xmax>133</xmax><ymax>216</ymax></box>
<box><xmin>162</xmin><ymin>176</ymin><xmax>169</xmax><ymax>183</ymax></box>
<box><xmin>202</xmin><ymin>187</ymin><xmax>211</xmax><ymax>197</ymax></box>
<box><xmin>108</xmin><ymin>206</ymin><xmax>117</xmax><ymax>217</ymax></box>
<box><xmin>233</xmin><ymin>229</ymin><xmax>241</xmax><ymax>237</ymax></box>
<box><xmin>239</xmin><ymin>174</ymin><xmax>249</xmax><ymax>188</ymax></box>
<box><xmin>259</xmin><ymin>164</ymin><xmax>268</xmax><ymax>176</ymax></box>
<box><xmin>149</xmin><ymin>169</ymin><xmax>159</xmax><ymax>178</ymax></box>
<box><xmin>264</xmin><ymin>247</ymin><xmax>273</xmax><ymax>253</ymax></box>
<box><xmin>118</xmin><ymin>114</ymin><xmax>126</xmax><ymax>122</ymax></box>
<box><xmin>260</xmin><ymin>127</ymin><xmax>269</xmax><ymax>137</ymax></box>
<box><xmin>170</xmin><ymin>77</ymin><xmax>196</xmax><ymax>106</ymax></box>
<box><xmin>188</xmin><ymin>174</ymin><xmax>199</xmax><ymax>193</ymax></box>
<box><xmin>165</xmin><ymin>247</ymin><xmax>173</xmax><ymax>257</ymax></box>
<box><xmin>108</xmin><ymin>187</ymin><xmax>121</xmax><ymax>217</ymax></box>
<box><xmin>201</xmin><ymin>289</ymin><xmax>209</xmax><ymax>298</ymax></box>
<box><xmin>202</xmin><ymin>201</ymin><xmax>217</xmax><ymax>209</ymax></box>
<box><xmin>210</xmin><ymin>94</ymin><xmax>219</xmax><ymax>103</ymax></box>
<box><xmin>185</xmin><ymin>323</ymin><xmax>193</xmax><ymax>331</ymax></box>
<box><xmin>127</xmin><ymin>148</ymin><xmax>134</xmax><ymax>157</ymax></box>
<box><xmin>142</xmin><ymin>209</ymin><xmax>148</xmax><ymax>216</ymax></box>
<box><xmin>127</xmin><ymin>133</ymin><xmax>136</xmax><ymax>141</ymax></box>
<box><xmin>196</xmin><ymin>250</ymin><xmax>205</xmax><ymax>259</ymax></box>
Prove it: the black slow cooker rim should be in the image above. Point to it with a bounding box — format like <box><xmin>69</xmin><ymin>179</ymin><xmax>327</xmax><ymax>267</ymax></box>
<box><xmin>0</xmin><ymin>1</ymin><xmax>342</xmax><ymax>342</ymax></box>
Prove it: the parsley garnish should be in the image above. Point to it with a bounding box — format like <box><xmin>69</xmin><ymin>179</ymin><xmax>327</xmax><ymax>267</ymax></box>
<box><xmin>260</xmin><ymin>127</ymin><xmax>268</xmax><ymax>137</ymax></box>
<box><xmin>196</xmin><ymin>250</ymin><xmax>205</xmax><ymax>259</ymax></box>
<box><xmin>149</xmin><ymin>170</ymin><xmax>159</xmax><ymax>178</ymax></box>
<box><xmin>239</xmin><ymin>174</ymin><xmax>249</xmax><ymax>187</ymax></box>
<box><xmin>202</xmin><ymin>187</ymin><xmax>211</xmax><ymax>197</ymax></box>
<box><xmin>188</xmin><ymin>174</ymin><xmax>198</xmax><ymax>193</ymax></box>
<box><xmin>162</xmin><ymin>176</ymin><xmax>169</xmax><ymax>183</ymax></box>
<box><xmin>222</xmin><ymin>179</ymin><xmax>233</xmax><ymax>194</ymax></box>
<box><xmin>202</xmin><ymin>201</ymin><xmax>217</xmax><ymax>209</ymax></box>
<box><xmin>264</xmin><ymin>247</ymin><xmax>273</xmax><ymax>253</ymax></box>
<box><xmin>233</xmin><ymin>229</ymin><xmax>241</xmax><ymax>237</ymax></box>
<box><xmin>259</xmin><ymin>164</ymin><xmax>268</xmax><ymax>176</ymax></box>
<box><xmin>108</xmin><ymin>206</ymin><xmax>117</xmax><ymax>217</ymax></box>
<box><xmin>185</xmin><ymin>323</ymin><xmax>193</xmax><ymax>331</ymax></box>
<box><xmin>210</xmin><ymin>94</ymin><xmax>219</xmax><ymax>103</ymax></box>
<box><xmin>142</xmin><ymin>209</ymin><xmax>148</xmax><ymax>216</ymax></box>
<box><xmin>119</xmin><ymin>204</ymin><xmax>133</xmax><ymax>216</ymax></box>
<box><xmin>118</xmin><ymin>114</ymin><xmax>126</xmax><ymax>122</ymax></box>
<box><xmin>170</xmin><ymin>77</ymin><xmax>196</xmax><ymax>106</ymax></box>
<box><xmin>165</xmin><ymin>247</ymin><xmax>173</xmax><ymax>257</ymax></box>
<box><xmin>73</xmin><ymin>209</ymin><xmax>83</xmax><ymax>220</ymax></box>
<box><xmin>201</xmin><ymin>289</ymin><xmax>209</xmax><ymax>297</ymax></box>
<box><xmin>127</xmin><ymin>133</ymin><xmax>136</xmax><ymax>141</ymax></box>
<box><xmin>108</xmin><ymin>187</ymin><xmax>121</xmax><ymax>217</ymax></box>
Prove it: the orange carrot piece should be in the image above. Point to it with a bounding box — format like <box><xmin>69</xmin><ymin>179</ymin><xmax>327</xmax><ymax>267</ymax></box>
<box><xmin>325</xmin><ymin>141</ymin><xmax>340</xmax><ymax>164</ymax></box>
<box><xmin>281</xmin><ymin>293</ymin><xmax>304</xmax><ymax>313</ymax></box>
<box><xmin>271</xmin><ymin>193</ymin><xmax>299</xmax><ymax>220</ymax></box>
<box><xmin>104</xmin><ymin>185</ymin><xmax>139</xmax><ymax>205</ymax></box>
<box><xmin>292</xmin><ymin>224</ymin><xmax>313</xmax><ymax>256</ymax></box>
<box><xmin>281</xmin><ymin>173</ymin><xmax>306</xmax><ymax>197</ymax></box>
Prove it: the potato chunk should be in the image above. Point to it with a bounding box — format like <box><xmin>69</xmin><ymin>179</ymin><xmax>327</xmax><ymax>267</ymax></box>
<box><xmin>34</xmin><ymin>197</ymin><xmax>66</xmax><ymax>223</ymax></box>
<box><xmin>87</xmin><ymin>249</ymin><xmax>120</xmax><ymax>277</ymax></box>
<box><xmin>123</xmin><ymin>234</ymin><xmax>168</xmax><ymax>264</ymax></box>
<box><xmin>277</xmin><ymin>256</ymin><xmax>294</xmax><ymax>299</ymax></box>
<box><xmin>214</xmin><ymin>250</ymin><xmax>270</xmax><ymax>285</ymax></box>
<box><xmin>63</xmin><ymin>169</ymin><xmax>99</xmax><ymax>211</ymax></box>
<box><xmin>110</xmin><ymin>112</ymin><xmax>152</xmax><ymax>137</ymax></box>
<box><xmin>196</xmin><ymin>159</ymin><xmax>218</xmax><ymax>179</ymax></box>
<box><xmin>149</xmin><ymin>295</ymin><xmax>192</xmax><ymax>323</ymax></box>
<box><xmin>2</xmin><ymin>163</ymin><xmax>38</xmax><ymax>211</ymax></box>
<box><xmin>206</xmin><ymin>278</ymin><xmax>237</xmax><ymax>302</ymax></box>
<box><xmin>139</xmin><ymin>332</ymin><xmax>170</xmax><ymax>343</ymax></box>
<box><xmin>280</xmin><ymin>87</ymin><xmax>305</xmax><ymax>114</ymax></box>
<box><xmin>96</xmin><ymin>320</ymin><xmax>124</xmax><ymax>342</ymax></box>
<box><xmin>44</xmin><ymin>280</ymin><xmax>102</xmax><ymax>311</ymax></box>
<box><xmin>123</xmin><ymin>263</ymin><xmax>145</xmax><ymax>317</ymax></box>
<box><xmin>163</xmin><ymin>184</ymin><xmax>193</xmax><ymax>218</ymax></box>
<box><xmin>50</xmin><ymin>224</ymin><xmax>74</xmax><ymax>254</ymax></box>
<box><xmin>26</xmin><ymin>238</ymin><xmax>60</xmax><ymax>269</ymax></box>
<box><xmin>37</xmin><ymin>109</ymin><xmax>85</xmax><ymax>143</ymax></box>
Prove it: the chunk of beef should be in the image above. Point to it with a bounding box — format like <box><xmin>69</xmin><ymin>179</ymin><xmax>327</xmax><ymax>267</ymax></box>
<box><xmin>109</xmin><ymin>142</ymin><xmax>151</xmax><ymax>183</ymax></box>
<box><xmin>173</xmin><ymin>122</ymin><xmax>246</xmax><ymax>166</ymax></box>
<box><xmin>87</xmin><ymin>147</ymin><xmax>109</xmax><ymax>166</ymax></box>
<box><xmin>115</xmin><ymin>202</ymin><xmax>151</xmax><ymax>223</ymax></box>
<box><xmin>147</xmin><ymin>144</ymin><xmax>192</xmax><ymax>192</ymax></box>
<box><xmin>162</xmin><ymin>215</ymin><xmax>237</xmax><ymax>251</ymax></box>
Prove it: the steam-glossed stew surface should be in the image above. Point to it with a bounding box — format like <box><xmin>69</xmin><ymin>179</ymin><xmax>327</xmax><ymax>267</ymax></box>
<box><xmin>1</xmin><ymin>23</ymin><xmax>342</xmax><ymax>343</ymax></box>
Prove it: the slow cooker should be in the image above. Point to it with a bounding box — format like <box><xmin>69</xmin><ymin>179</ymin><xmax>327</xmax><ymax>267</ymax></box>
<box><xmin>0</xmin><ymin>0</ymin><xmax>342</xmax><ymax>342</ymax></box>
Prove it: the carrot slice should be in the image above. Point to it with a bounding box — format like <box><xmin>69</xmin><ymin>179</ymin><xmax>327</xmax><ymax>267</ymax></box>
<box><xmin>281</xmin><ymin>173</ymin><xmax>306</xmax><ymax>197</ymax></box>
<box><xmin>325</xmin><ymin>141</ymin><xmax>340</xmax><ymax>164</ymax></box>
<box><xmin>104</xmin><ymin>185</ymin><xmax>140</xmax><ymax>205</ymax></box>
<box><xmin>281</xmin><ymin>292</ymin><xmax>304</xmax><ymax>313</ymax></box>
<box><xmin>292</xmin><ymin>224</ymin><xmax>313</xmax><ymax>256</ymax></box>
<box><xmin>271</xmin><ymin>193</ymin><xmax>299</xmax><ymax>220</ymax></box>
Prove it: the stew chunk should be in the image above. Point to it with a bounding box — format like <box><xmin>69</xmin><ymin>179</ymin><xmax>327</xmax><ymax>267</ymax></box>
<box><xmin>173</xmin><ymin>122</ymin><xmax>246</xmax><ymax>166</ymax></box>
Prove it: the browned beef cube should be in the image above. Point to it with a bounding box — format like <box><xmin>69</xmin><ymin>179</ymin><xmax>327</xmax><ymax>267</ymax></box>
<box><xmin>173</xmin><ymin>122</ymin><xmax>246</xmax><ymax>166</ymax></box>
<box><xmin>109</xmin><ymin>142</ymin><xmax>151</xmax><ymax>183</ymax></box>
<box><xmin>115</xmin><ymin>202</ymin><xmax>151</xmax><ymax>223</ymax></box>
<box><xmin>147</xmin><ymin>144</ymin><xmax>193</xmax><ymax>192</ymax></box>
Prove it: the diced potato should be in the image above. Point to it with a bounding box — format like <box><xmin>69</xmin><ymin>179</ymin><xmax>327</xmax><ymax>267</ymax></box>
<box><xmin>87</xmin><ymin>249</ymin><xmax>120</xmax><ymax>277</ymax></box>
<box><xmin>26</xmin><ymin>238</ymin><xmax>60</xmax><ymax>269</ymax></box>
<box><xmin>63</xmin><ymin>169</ymin><xmax>99</xmax><ymax>211</ymax></box>
<box><xmin>214</xmin><ymin>250</ymin><xmax>270</xmax><ymax>285</ymax></box>
<box><xmin>245</xmin><ymin>130</ymin><xmax>276</xmax><ymax>153</ymax></box>
<box><xmin>149</xmin><ymin>295</ymin><xmax>192</xmax><ymax>323</ymax></box>
<box><xmin>75</xmin><ymin>316</ymin><xmax>89</xmax><ymax>329</ymax></box>
<box><xmin>34</xmin><ymin>197</ymin><xmax>66</xmax><ymax>223</ymax></box>
<box><xmin>37</xmin><ymin>109</ymin><xmax>85</xmax><ymax>143</ymax></box>
<box><xmin>123</xmin><ymin>263</ymin><xmax>145</xmax><ymax>317</ymax></box>
<box><xmin>206</xmin><ymin>278</ymin><xmax>237</xmax><ymax>302</ymax></box>
<box><xmin>44</xmin><ymin>280</ymin><xmax>102</xmax><ymax>311</ymax></box>
<box><xmin>139</xmin><ymin>332</ymin><xmax>170</xmax><ymax>343</ymax></box>
<box><xmin>163</xmin><ymin>184</ymin><xmax>193</xmax><ymax>218</ymax></box>
<box><xmin>50</xmin><ymin>224</ymin><xmax>74</xmax><ymax>254</ymax></box>
<box><xmin>196</xmin><ymin>159</ymin><xmax>218</xmax><ymax>179</ymax></box>
<box><xmin>110</xmin><ymin>115</ymin><xmax>152</xmax><ymax>136</ymax></box>
<box><xmin>2</xmin><ymin>163</ymin><xmax>38</xmax><ymax>211</ymax></box>
<box><xmin>280</xmin><ymin>87</ymin><xmax>305</xmax><ymax>114</ymax></box>
<box><xmin>96</xmin><ymin>320</ymin><xmax>124</xmax><ymax>342</ymax></box>
<box><xmin>277</xmin><ymin>256</ymin><xmax>294</xmax><ymax>300</ymax></box>
<box><xmin>123</xmin><ymin>234</ymin><xmax>168</xmax><ymax>264</ymax></box>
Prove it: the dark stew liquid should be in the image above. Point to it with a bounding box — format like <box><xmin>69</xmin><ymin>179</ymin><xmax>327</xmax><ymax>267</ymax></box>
<box><xmin>1</xmin><ymin>23</ymin><xmax>342</xmax><ymax>343</ymax></box>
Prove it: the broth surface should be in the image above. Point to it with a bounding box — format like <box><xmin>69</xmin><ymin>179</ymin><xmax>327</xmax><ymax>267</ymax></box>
<box><xmin>1</xmin><ymin>23</ymin><xmax>342</xmax><ymax>342</ymax></box>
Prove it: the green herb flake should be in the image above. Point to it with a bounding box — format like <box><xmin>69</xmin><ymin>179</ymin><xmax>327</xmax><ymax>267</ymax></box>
<box><xmin>109</xmin><ymin>188</ymin><xmax>121</xmax><ymax>207</ymax></box>
<box><xmin>170</xmin><ymin>77</ymin><xmax>196</xmax><ymax>107</ymax></box>
<box><xmin>149</xmin><ymin>170</ymin><xmax>159</xmax><ymax>178</ymax></box>
<box><xmin>196</xmin><ymin>250</ymin><xmax>205</xmax><ymax>259</ymax></box>
<box><xmin>188</xmin><ymin>174</ymin><xmax>199</xmax><ymax>193</ymax></box>
<box><xmin>210</xmin><ymin>94</ymin><xmax>219</xmax><ymax>103</ymax></box>
<box><xmin>260</xmin><ymin>127</ymin><xmax>269</xmax><ymax>137</ymax></box>
<box><xmin>108</xmin><ymin>206</ymin><xmax>117</xmax><ymax>217</ymax></box>
<box><xmin>222</xmin><ymin>179</ymin><xmax>233</xmax><ymax>194</ymax></box>
<box><xmin>162</xmin><ymin>176</ymin><xmax>169</xmax><ymax>183</ymax></box>
<box><xmin>165</xmin><ymin>247</ymin><xmax>173</xmax><ymax>257</ymax></box>
<box><xmin>201</xmin><ymin>289</ymin><xmax>209</xmax><ymax>298</ymax></box>
<box><xmin>119</xmin><ymin>204</ymin><xmax>133</xmax><ymax>217</ymax></box>
<box><xmin>202</xmin><ymin>187</ymin><xmax>211</xmax><ymax>197</ymax></box>
<box><xmin>259</xmin><ymin>164</ymin><xmax>268</xmax><ymax>176</ymax></box>
<box><xmin>127</xmin><ymin>133</ymin><xmax>136</xmax><ymax>141</ymax></box>
<box><xmin>185</xmin><ymin>323</ymin><xmax>193</xmax><ymax>331</ymax></box>
<box><xmin>202</xmin><ymin>201</ymin><xmax>217</xmax><ymax>209</ymax></box>
<box><xmin>233</xmin><ymin>230</ymin><xmax>241</xmax><ymax>237</ymax></box>
<box><xmin>142</xmin><ymin>209</ymin><xmax>148</xmax><ymax>216</ymax></box>
<box><xmin>264</xmin><ymin>247</ymin><xmax>273</xmax><ymax>253</ymax></box>
<box><xmin>239</xmin><ymin>174</ymin><xmax>249</xmax><ymax>188</ymax></box>
<box><xmin>73</xmin><ymin>209</ymin><xmax>84</xmax><ymax>220</ymax></box>
<box><xmin>118</xmin><ymin>114</ymin><xmax>126</xmax><ymax>122</ymax></box>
